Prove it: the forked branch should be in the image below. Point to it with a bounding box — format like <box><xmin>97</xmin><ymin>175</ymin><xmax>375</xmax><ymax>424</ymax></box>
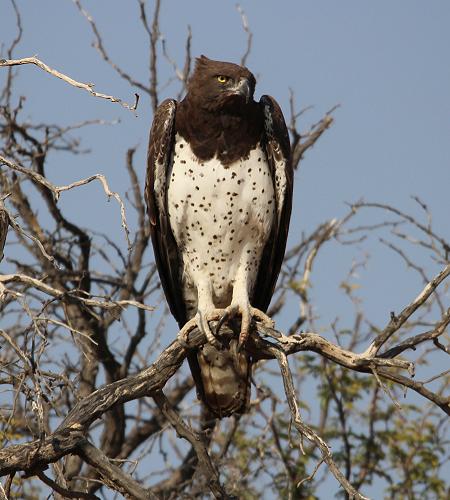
<box><xmin>0</xmin><ymin>154</ymin><xmax>131</xmax><ymax>247</ymax></box>
<box><xmin>1</xmin><ymin>277</ymin><xmax>448</xmax><ymax>497</ymax></box>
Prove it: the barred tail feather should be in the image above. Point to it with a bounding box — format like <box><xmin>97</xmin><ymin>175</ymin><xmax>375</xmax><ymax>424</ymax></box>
<box><xmin>196</xmin><ymin>339</ymin><xmax>250</xmax><ymax>418</ymax></box>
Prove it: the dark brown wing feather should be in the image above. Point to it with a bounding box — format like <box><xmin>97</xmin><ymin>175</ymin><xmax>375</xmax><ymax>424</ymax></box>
<box><xmin>145</xmin><ymin>99</ymin><xmax>187</xmax><ymax>326</ymax></box>
<box><xmin>0</xmin><ymin>207</ymin><xmax>9</xmax><ymax>263</ymax></box>
<box><xmin>252</xmin><ymin>95</ymin><xmax>293</xmax><ymax>312</ymax></box>
<box><xmin>145</xmin><ymin>99</ymin><xmax>208</xmax><ymax>404</ymax></box>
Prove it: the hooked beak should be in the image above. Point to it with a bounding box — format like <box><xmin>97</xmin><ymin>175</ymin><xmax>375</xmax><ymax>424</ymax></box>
<box><xmin>229</xmin><ymin>78</ymin><xmax>251</xmax><ymax>103</ymax></box>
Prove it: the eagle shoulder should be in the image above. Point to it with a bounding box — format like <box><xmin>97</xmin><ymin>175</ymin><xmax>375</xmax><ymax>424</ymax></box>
<box><xmin>145</xmin><ymin>98</ymin><xmax>177</xmax><ymax>227</ymax></box>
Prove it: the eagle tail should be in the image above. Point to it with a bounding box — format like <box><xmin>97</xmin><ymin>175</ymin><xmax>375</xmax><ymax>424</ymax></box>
<box><xmin>192</xmin><ymin>338</ymin><xmax>251</xmax><ymax>418</ymax></box>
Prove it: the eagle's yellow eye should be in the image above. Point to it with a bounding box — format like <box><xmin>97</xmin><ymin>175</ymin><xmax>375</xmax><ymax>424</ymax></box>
<box><xmin>217</xmin><ymin>75</ymin><xmax>228</xmax><ymax>84</ymax></box>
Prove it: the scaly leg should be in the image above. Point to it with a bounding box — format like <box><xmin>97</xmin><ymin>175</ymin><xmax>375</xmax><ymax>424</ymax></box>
<box><xmin>177</xmin><ymin>280</ymin><xmax>225</xmax><ymax>347</ymax></box>
<box><xmin>216</xmin><ymin>256</ymin><xmax>274</xmax><ymax>347</ymax></box>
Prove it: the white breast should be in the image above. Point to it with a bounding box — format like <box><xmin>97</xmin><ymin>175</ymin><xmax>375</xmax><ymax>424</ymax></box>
<box><xmin>167</xmin><ymin>135</ymin><xmax>275</xmax><ymax>316</ymax></box>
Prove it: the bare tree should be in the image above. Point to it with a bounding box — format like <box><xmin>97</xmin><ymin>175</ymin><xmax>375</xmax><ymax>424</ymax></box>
<box><xmin>0</xmin><ymin>2</ymin><xmax>448</xmax><ymax>499</ymax></box>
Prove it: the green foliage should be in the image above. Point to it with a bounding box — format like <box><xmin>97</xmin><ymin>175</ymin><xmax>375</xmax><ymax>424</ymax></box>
<box><xmin>226</xmin><ymin>351</ymin><xmax>449</xmax><ymax>499</ymax></box>
<box><xmin>385</xmin><ymin>410</ymin><xmax>449</xmax><ymax>499</ymax></box>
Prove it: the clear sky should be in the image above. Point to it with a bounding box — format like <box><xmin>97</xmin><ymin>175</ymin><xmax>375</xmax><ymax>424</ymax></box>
<box><xmin>1</xmin><ymin>0</ymin><xmax>449</xmax><ymax>497</ymax></box>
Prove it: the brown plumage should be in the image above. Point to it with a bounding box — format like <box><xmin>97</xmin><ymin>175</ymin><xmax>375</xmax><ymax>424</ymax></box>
<box><xmin>145</xmin><ymin>56</ymin><xmax>293</xmax><ymax>417</ymax></box>
<box><xmin>0</xmin><ymin>205</ymin><xmax>8</xmax><ymax>263</ymax></box>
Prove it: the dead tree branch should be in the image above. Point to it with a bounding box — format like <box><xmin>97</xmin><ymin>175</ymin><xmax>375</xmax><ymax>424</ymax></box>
<box><xmin>0</xmin><ymin>57</ymin><xmax>139</xmax><ymax>112</ymax></box>
<box><xmin>270</xmin><ymin>346</ymin><xmax>369</xmax><ymax>500</ymax></box>
<box><xmin>1</xmin><ymin>266</ymin><xmax>448</xmax><ymax>483</ymax></box>
<box><xmin>153</xmin><ymin>391</ymin><xmax>228</xmax><ymax>499</ymax></box>
<box><xmin>363</xmin><ymin>264</ymin><xmax>450</xmax><ymax>356</ymax></box>
<box><xmin>72</xmin><ymin>0</ymin><xmax>150</xmax><ymax>96</ymax></box>
<box><xmin>0</xmin><ymin>154</ymin><xmax>131</xmax><ymax>247</ymax></box>
<box><xmin>79</xmin><ymin>441</ymin><xmax>155</xmax><ymax>499</ymax></box>
<box><xmin>236</xmin><ymin>5</ymin><xmax>253</xmax><ymax>66</ymax></box>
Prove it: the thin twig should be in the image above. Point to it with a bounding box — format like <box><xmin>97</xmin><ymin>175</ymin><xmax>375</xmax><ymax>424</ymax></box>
<box><xmin>78</xmin><ymin>441</ymin><xmax>155</xmax><ymax>499</ymax></box>
<box><xmin>0</xmin><ymin>57</ymin><xmax>139</xmax><ymax>112</ymax></box>
<box><xmin>270</xmin><ymin>345</ymin><xmax>369</xmax><ymax>500</ymax></box>
<box><xmin>0</xmin><ymin>154</ymin><xmax>131</xmax><ymax>247</ymax></box>
<box><xmin>0</xmin><ymin>273</ymin><xmax>154</xmax><ymax>312</ymax></box>
<box><xmin>72</xmin><ymin>0</ymin><xmax>150</xmax><ymax>96</ymax></box>
<box><xmin>37</xmin><ymin>471</ymin><xmax>100</xmax><ymax>499</ymax></box>
<box><xmin>0</xmin><ymin>198</ymin><xmax>56</xmax><ymax>266</ymax></box>
<box><xmin>147</xmin><ymin>0</ymin><xmax>161</xmax><ymax>112</ymax></box>
<box><xmin>153</xmin><ymin>391</ymin><xmax>228</xmax><ymax>499</ymax></box>
<box><xmin>291</xmin><ymin>106</ymin><xmax>338</xmax><ymax>169</ymax></box>
<box><xmin>236</xmin><ymin>4</ymin><xmax>253</xmax><ymax>66</ymax></box>
<box><xmin>364</xmin><ymin>264</ymin><xmax>450</xmax><ymax>356</ymax></box>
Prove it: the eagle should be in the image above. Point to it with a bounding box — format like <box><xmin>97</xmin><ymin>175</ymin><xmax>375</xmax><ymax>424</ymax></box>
<box><xmin>145</xmin><ymin>56</ymin><xmax>293</xmax><ymax>418</ymax></box>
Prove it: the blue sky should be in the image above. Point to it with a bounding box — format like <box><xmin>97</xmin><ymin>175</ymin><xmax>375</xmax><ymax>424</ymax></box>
<box><xmin>3</xmin><ymin>0</ymin><xmax>449</xmax><ymax>233</ymax></box>
<box><xmin>1</xmin><ymin>0</ymin><xmax>449</xmax><ymax>497</ymax></box>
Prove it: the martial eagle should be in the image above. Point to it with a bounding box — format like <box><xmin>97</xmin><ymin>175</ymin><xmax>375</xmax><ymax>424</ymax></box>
<box><xmin>145</xmin><ymin>56</ymin><xmax>293</xmax><ymax>417</ymax></box>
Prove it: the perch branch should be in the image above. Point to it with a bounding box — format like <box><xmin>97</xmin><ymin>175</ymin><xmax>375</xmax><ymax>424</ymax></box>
<box><xmin>1</xmin><ymin>310</ymin><xmax>448</xmax><ymax>480</ymax></box>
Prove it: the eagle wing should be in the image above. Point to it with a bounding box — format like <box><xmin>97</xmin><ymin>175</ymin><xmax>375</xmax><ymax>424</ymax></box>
<box><xmin>145</xmin><ymin>99</ymin><xmax>211</xmax><ymax>406</ymax></box>
<box><xmin>252</xmin><ymin>95</ymin><xmax>293</xmax><ymax>312</ymax></box>
<box><xmin>0</xmin><ymin>207</ymin><xmax>8</xmax><ymax>263</ymax></box>
<box><xmin>145</xmin><ymin>98</ymin><xmax>187</xmax><ymax>326</ymax></box>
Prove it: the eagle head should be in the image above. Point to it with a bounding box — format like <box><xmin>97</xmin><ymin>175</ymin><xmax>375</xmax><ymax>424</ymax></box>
<box><xmin>187</xmin><ymin>55</ymin><xmax>256</xmax><ymax>112</ymax></box>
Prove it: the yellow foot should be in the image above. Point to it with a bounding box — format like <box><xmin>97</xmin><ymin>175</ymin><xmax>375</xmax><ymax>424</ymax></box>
<box><xmin>216</xmin><ymin>305</ymin><xmax>274</xmax><ymax>348</ymax></box>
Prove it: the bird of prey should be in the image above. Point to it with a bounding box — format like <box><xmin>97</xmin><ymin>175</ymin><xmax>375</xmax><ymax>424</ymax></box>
<box><xmin>145</xmin><ymin>56</ymin><xmax>293</xmax><ymax>417</ymax></box>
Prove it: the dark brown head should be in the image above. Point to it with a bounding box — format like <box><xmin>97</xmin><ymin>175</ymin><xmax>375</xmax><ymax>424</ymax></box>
<box><xmin>186</xmin><ymin>55</ymin><xmax>256</xmax><ymax>112</ymax></box>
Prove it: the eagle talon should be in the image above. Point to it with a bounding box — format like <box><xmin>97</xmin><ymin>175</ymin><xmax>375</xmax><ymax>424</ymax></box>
<box><xmin>213</xmin><ymin>304</ymin><xmax>274</xmax><ymax>348</ymax></box>
<box><xmin>237</xmin><ymin>339</ymin><xmax>245</xmax><ymax>353</ymax></box>
<box><xmin>177</xmin><ymin>316</ymin><xmax>200</xmax><ymax>348</ymax></box>
<box><xmin>215</xmin><ymin>311</ymin><xmax>229</xmax><ymax>336</ymax></box>
<box><xmin>249</xmin><ymin>307</ymin><xmax>275</xmax><ymax>329</ymax></box>
<box><xmin>215</xmin><ymin>305</ymin><xmax>239</xmax><ymax>336</ymax></box>
<box><xmin>177</xmin><ymin>312</ymin><xmax>221</xmax><ymax>348</ymax></box>
<box><xmin>199</xmin><ymin>312</ymin><xmax>221</xmax><ymax>348</ymax></box>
